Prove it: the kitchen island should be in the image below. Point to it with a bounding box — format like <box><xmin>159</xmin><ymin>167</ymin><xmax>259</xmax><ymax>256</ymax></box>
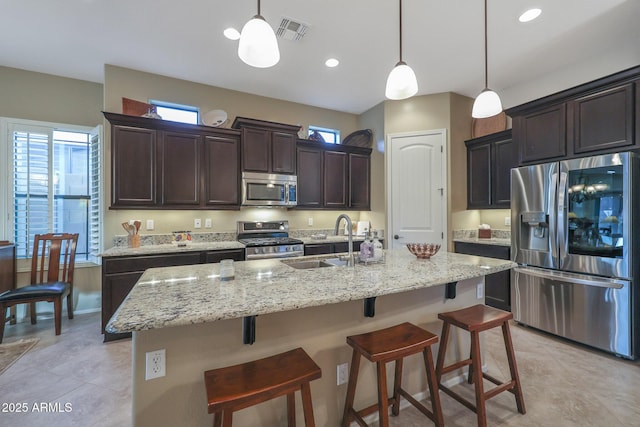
<box><xmin>107</xmin><ymin>248</ymin><xmax>515</xmax><ymax>426</ymax></box>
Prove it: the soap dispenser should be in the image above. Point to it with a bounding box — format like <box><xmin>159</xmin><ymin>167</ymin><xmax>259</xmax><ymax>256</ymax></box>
<box><xmin>371</xmin><ymin>230</ymin><xmax>383</xmax><ymax>261</ymax></box>
<box><xmin>359</xmin><ymin>232</ymin><xmax>373</xmax><ymax>261</ymax></box>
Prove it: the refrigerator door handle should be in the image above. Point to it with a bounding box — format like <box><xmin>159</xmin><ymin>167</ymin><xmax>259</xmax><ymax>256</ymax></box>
<box><xmin>514</xmin><ymin>267</ymin><xmax>625</xmax><ymax>289</ymax></box>
<box><xmin>549</xmin><ymin>171</ymin><xmax>558</xmax><ymax>260</ymax></box>
<box><xmin>557</xmin><ymin>171</ymin><xmax>568</xmax><ymax>263</ymax></box>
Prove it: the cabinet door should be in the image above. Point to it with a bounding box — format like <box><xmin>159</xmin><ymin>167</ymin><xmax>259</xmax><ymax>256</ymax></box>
<box><xmin>242</xmin><ymin>127</ymin><xmax>270</xmax><ymax>172</ymax></box>
<box><xmin>203</xmin><ymin>134</ymin><xmax>240</xmax><ymax>206</ymax></box>
<box><xmin>297</xmin><ymin>146</ymin><xmax>323</xmax><ymax>207</ymax></box>
<box><xmin>112</xmin><ymin>125</ymin><xmax>156</xmax><ymax>206</ymax></box>
<box><xmin>324</xmin><ymin>151</ymin><xmax>347</xmax><ymax>208</ymax></box>
<box><xmin>102</xmin><ymin>271</ymin><xmax>144</xmax><ymax>341</ymax></box>
<box><xmin>454</xmin><ymin>242</ymin><xmax>511</xmax><ymax>311</ymax></box>
<box><xmin>304</xmin><ymin>243</ymin><xmax>332</xmax><ymax>255</ymax></box>
<box><xmin>516</xmin><ymin>103</ymin><xmax>566</xmax><ymax>163</ymax></box>
<box><xmin>159</xmin><ymin>131</ymin><xmax>200</xmax><ymax>206</ymax></box>
<box><xmin>492</xmin><ymin>137</ymin><xmax>517</xmax><ymax>208</ymax></box>
<box><xmin>467</xmin><ymin>143</ymin><xmax>491</xmax><ymax>209</ymax></box>
<box><xmin>271</xmin><ymin>132</ymin><xmax>296</xmax><ymax>174</ymax></box>
<box><xmin>569</xmin><ymin>83</ymin><xmax>634</xmax><ymax>155</ymax></box>
<box><xmin>349</xmin><ymin>153</ymin><xmax>370</xmax><ymax>210</ymax></box>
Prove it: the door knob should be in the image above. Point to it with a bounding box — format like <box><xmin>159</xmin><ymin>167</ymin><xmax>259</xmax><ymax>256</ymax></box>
<box><xmin>394</xmin><ymin>234</ymin><xmax>402</xmax><ymax>239</ymax></box>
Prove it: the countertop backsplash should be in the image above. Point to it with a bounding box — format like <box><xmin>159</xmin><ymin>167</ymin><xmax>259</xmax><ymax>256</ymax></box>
<box><xmin>110</xmin><ymin>228</ymin><xmax>383</xmax><ymax>248</ymax></box>
<box><xmin>453</xmin><ymin>229</ymin><xmax>511</xmax><ymax>240</ymax></box>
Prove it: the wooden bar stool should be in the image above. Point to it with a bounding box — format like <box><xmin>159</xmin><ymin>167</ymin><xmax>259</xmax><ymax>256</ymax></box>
<box><xmin>342</xmin><ymin>322</ymin><xmax>444</xmax><ymax>427</ymax></box>
<box><xmin>435</xmin><ymin>304</ymin><xmax>526</xmax><ymax>427</ymax></box>
<box><xmin>204</xmin><ymin>347</ymin><xmax>321</xmax><ymax>427</ymax></box>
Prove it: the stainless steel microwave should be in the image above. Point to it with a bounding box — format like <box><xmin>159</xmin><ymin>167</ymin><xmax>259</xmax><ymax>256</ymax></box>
<box><xmin>241</xmin><ymin>172</ymin><xmax>297</xmax><ymax>207</ymax></box>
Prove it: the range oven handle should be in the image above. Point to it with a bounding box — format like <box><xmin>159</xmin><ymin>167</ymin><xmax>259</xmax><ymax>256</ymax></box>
<box><xmin>245</xmin><ymin>251</ymin><xmax>304</xmax><ymax>260</ymax></box>
<box><xmin>514</xmin><ymin>267</ymin><xmax>625</xmax><ymax>289</ymax></box>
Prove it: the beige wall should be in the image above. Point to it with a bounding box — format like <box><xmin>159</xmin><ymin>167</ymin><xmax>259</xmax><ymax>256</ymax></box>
<box><xmin>0</xmin><ymin>66</ymin><xmax>103</xmax><ymax>126</ymax></box>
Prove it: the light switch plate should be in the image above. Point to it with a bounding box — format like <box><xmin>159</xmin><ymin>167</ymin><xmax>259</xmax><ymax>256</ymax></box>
<box><xmin>504</xmin><ymin>217</ymin><xmax>511</xmax><ymax>226</ymax></box>
<box><xmin>194</xmin><ymin>218</ymin><xmax>202</xmax><ymax>229</ymax></box>
<box><xmin>146</xmin><ymin>219</ymin><xmax>154</xmax><ymax>230</ymax></box>
<box><xmin>308</xmin><ymin>217</ymin><xmax>313</xmax><ymax>226</ymax></box>
<box><xmin>205</xmin><ymin>218</ymin><xmax>212</xmax><ymax>228</ymax></box>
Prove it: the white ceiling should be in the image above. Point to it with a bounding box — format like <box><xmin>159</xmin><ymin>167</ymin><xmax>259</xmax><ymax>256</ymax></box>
<box><xmin>1</xmin><ymin>0</ymin><xmax>639</xmax><ymax>114</ymax></box>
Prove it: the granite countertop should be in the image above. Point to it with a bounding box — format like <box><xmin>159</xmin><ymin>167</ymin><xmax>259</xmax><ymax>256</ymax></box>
<box><xmin>106</xmin><ymin>248</ymin><xmax>516</xmax><ymax>334</ymax></box>
<box><xmin>453</xmin><ymin>237</ymin><xmax>511</xmax><ymax>247</ymax></box>
<box><xmin>100</xmin><ymin>241</ymin><xmax>245</xmax><ymax>257</ymax></box>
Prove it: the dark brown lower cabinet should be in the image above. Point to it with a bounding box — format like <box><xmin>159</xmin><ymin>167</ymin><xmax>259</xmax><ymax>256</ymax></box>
<box><xmin>101</xmin><ymin>248</ymin><xmax>244</xmax><ymax>342</ymax></box>
<box><xmin>454</xmin><ymin>242</ymin><xmax>511</xmax><ymax>311</ymax></box>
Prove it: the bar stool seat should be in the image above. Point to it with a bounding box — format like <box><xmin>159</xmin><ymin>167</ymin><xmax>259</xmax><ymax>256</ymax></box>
<box><xmin>435</xmin><ymin>304</ymin><xmax>526</xmax><ymax>427</ymax></box>
<box><xmin>204</xmin><ymin>347</ymin><xmax>321</xmax><ymax>427</ymax></box>
<box><xmin>342</xmin><ymin>322</ymin><xmax>444</xmax><ymax>427</ymax></box>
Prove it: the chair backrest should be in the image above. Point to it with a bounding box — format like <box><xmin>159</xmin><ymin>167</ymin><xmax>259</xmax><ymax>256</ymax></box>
<box><xmin>30</xmin><ymin>233</ymin><xmax>79</xmax><ymax>285</ymax></box>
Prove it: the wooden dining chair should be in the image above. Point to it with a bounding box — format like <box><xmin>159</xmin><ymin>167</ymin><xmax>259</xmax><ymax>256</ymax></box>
<box><xmin>0</xmin><ymin>233</ymin><xmax>79</xmax><ymax>343</ymax></box>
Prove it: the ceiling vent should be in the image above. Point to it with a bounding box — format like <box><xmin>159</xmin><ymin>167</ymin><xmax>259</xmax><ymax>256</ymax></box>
<box><xmin>276</xmin><ymin>17</ymin><xmax>309</xmax><ymax>41</ymax></box>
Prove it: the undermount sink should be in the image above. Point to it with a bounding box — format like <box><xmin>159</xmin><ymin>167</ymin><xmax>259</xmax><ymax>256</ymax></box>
<box><xmin>281</xmin><ymin>257</ymin><xmax>348</xmax><ymax>269</ymax></box>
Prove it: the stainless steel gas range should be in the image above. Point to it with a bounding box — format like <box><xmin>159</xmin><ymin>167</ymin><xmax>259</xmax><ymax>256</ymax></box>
<box><xmin>237</xmin><ymin>220</ymin><xmax>304</xmax><ymax>260</ymax></box>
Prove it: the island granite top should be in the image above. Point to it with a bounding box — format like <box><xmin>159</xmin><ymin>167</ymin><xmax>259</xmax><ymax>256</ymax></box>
<box><xmin>106</xmin><ymin>248</ymin><xmax>516</xmax><ymax>334</ymax></box>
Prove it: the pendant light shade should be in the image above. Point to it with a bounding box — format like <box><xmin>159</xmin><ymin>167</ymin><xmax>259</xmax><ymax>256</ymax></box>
<box><xmin>472</xmin><ymin>88</ymin><xmax>502</xmax><ymax>118</ymax></box>
<box><xmin>385</xmin><ymin>61</ymin><xmax>418</xmax><ymax>100</ymax></box>
<box><xmin>238</xmin><ymin>1</ymin><xmax>280</xmax><ymax>68</ymax></box>
<box><xmin>385</xmin><ymin>0</ymin><xmax>418</xmax><ymax>100</ymax></box>
<box><xmin>472</xmin><ymin>0</ymin><xmax>502</xmax><ymax>118</ymax></box>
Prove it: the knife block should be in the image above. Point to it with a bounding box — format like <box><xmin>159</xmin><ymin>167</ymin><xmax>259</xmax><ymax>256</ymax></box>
<box><xmin>478</xmin><ymin>229</ymin><xmax>492</xmax><ymax>239</ymax></box>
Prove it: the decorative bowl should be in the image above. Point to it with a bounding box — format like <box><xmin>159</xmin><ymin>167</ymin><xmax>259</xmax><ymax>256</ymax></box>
<box><xmin>406</xmin><ymin>243</ymin><xmax>441</xmax><ymax>259</ymax></box>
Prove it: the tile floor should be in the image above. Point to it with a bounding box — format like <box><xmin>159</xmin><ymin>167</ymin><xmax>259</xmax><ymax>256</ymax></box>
<box><xmin>0</xmin><ymin>312</ymin><xmax>639</xmax><ymax>426</ymax></box>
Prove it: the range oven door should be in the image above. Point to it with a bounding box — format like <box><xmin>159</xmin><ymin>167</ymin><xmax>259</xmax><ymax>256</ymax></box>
<box><xmin>512</xmin><ymin>266</ymin><xmax>633</xmax><ymax>359</ymax></box>
<box><xmin>558</xmin><ymin>152</ymin><xmax>634</xmax><ymax>278</ymax></box>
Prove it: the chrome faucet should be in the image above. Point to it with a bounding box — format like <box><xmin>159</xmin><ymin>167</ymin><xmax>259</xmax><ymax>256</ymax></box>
<box><xmin>334</xmin><ymin>214</ymin><xmax>354</xmax><ymax>267</ymax></box>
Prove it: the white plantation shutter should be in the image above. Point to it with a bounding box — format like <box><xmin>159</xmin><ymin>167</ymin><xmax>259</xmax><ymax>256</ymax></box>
<box><xmin>12</xmin><ymin>127</ymin><xmax>53</xmax><ymax>258</ymax></box>
<box><xmin>89</xmin><ymin>126</ymin><xmax>102</xmax><ymax>260</ymax></box>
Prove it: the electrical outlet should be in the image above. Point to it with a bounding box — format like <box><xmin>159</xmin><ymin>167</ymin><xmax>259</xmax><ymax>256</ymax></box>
<box><xmin>194</xmin><ymin>218</ymin><xmax>202</xmax><ymax>229</ymax></box>
<box><xmin>205</xmin><ymin>218</ymin><xmax>212</xmax><ymax>228</ymax></box>
<box><xmin>146</xmin><ymin>219</ymin><xmax>154</xmax><ymax>230</ymax></box>
<box><xmin>337</xmin><ymin>363</ymin><xmax>348</xmax><ymax>385</ymax></box>
<box><xmin>504</xmin><ymin>217</ymin><xmax>511</xmax><ymax>226</ymax></box>
<box><xmin>145</xmin><ymin>349</ymin><xmax>166</xmax><ymax>380</ymax></box>
<box><xmin>476</xmin><ymin>283</ymin><xmax>483</xmax><ymax>299</ymax></box>
<box><xmin>308</xmin><ymin>217</ymin><xmax>313</xmax><ymax>226</ymax></box>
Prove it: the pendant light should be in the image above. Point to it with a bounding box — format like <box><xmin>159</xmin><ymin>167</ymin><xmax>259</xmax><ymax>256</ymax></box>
<box><xmin>238</xmin><ymin>0</ymin><xmax>280</xmax><ymax>68</ymax></box>
<box><xmin>385</xmin><ymin>0</ymin><xmax>418</xmax><ymax>100</ymax></box>
<box><xmin>472</xmin><ymin>0</ymin><xmax>502</xmax><ymax>118</ymax></box>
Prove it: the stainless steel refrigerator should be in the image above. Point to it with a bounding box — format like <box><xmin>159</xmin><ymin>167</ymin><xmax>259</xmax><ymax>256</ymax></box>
<box><xmin>511</xmin><ymin>151</ymin><xmax>639</xmax><ymax>359</ymax></box>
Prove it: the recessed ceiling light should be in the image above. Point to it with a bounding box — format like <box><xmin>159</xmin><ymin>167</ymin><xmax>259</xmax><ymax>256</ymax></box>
<box><xmin>519</xmin><ymin>8</ymin><xmax>541</xmax><ymax>23</ymax></box>
<box><xmin>325</xmin><ymin>58</ymin><xmax>339</xmax><ymax>68</ymax></box>
<box><xmin>223</xmin><ymin>28</ymin><xmax>241</xmax><ymax>40</ymax></box>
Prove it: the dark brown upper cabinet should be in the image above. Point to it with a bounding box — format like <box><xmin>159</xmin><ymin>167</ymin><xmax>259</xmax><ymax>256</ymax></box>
<box><xmin>568</xmin><ymin>83</ymin><xmax>634</xmax><ymax>155</ymax></box>
<box><xmin>104</xmin><ymin>112</ymin><xmax>241</xmax><ymax>210</ymax></box>
<box><xmin>231</xmin><ymin>117</ymin><xmax>300</xmax><ymax>175</ymax></box>
<box><xmin>296</xmin><ymin>145</ymin><xmax>323</xmax><ymax>208</ymax></box>
<box><xmin>513</xmin><ymin>104</ymin><xmax>566</xmax><ymax>164</ymax></box>
<box><xmin>111</xmin><ymin>124</ymin><xmax>157</xmax><ymax>207</ymax></box>
<box><xmin>296</xmin><ymin>140</ymin><xmax>371</xmax><ymax>210</ymax></box>
<box><xmin>507</xmin><ymin>66</ymin><xmax>640</xmax><ymax>165</ymax></box>
<box><xmin>348</xmin><ymin>153</ymin><xmax>371</xmax><ymax>209</ymax></box>
<box><xmin>203</xmin><ymin>133</ymin><xmax>241</xmax><ymax>206</ymax></box>
<box><xmin>158</xmin><ymin>131</ymin><xmax>200</xmax><ymax>206</ymax></box>
<box><xmin>465</xmin><ymin>130</ymin><xmax>516</xmax><ymax>209</ymax></box>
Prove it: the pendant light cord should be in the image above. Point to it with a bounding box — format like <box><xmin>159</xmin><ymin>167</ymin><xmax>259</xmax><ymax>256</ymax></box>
<box><xmin>257</xmin><ymin>0</ymin><xmax>261</xmax><ymax>16</ymax></box>
<box><xmin>399</xmin><ymin>0</ymin><xmax>403</xmax><ymax>63</ymax></box>
<box><xmin>483</xmin><ymin>0</ymin><xmax>488</xmax><ymax>89</ymax></box>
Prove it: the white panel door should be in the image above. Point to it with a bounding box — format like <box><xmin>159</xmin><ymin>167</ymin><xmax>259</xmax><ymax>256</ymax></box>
<box><xmin>387</xmin><ymin>130</ymin><xmax>446</xmax><ymax>249</ymax></box>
